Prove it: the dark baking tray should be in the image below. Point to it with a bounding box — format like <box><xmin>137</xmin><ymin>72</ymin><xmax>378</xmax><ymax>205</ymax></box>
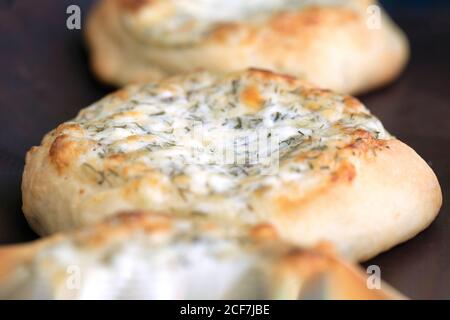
<box><xmin>0</xmin><ymin>0</ymin><xmax>449</xmax><ymax>299</ymax></box>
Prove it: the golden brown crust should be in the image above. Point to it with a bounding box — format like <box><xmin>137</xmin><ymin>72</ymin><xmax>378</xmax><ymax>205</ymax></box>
<box><xmin>253</xmin><ymin>139</ymin><xmax>442</xmax><ymax>261</ymax></box>
<box><xmin>240</xmin><ymin>84</ymin><xmax>265</xmax><ymax>111</ymax></box>
<box><xmin>49</xmin><ymin>135</ymin><xmax>90</xmax><ymax>174</ymax></box>
<box><xmin>85</xmin><ymin>0</ymin><xmax>409</xmax><ymax>94</ymax></box>
<box><xmin>119</xmin><ymin>0</ymin><xmax>153</xmax><ymax>12</ymax></box>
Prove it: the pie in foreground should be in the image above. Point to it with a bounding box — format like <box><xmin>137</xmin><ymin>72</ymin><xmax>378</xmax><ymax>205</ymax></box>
<box><xmin>22</xmin><ymin>69</ymin><xmax>441</xmax><ymax>261</ymax></box>
<box><xmin>0</xmin><ymin>212</ymin><xmax>404</xmax><ymax>299</ymax></box>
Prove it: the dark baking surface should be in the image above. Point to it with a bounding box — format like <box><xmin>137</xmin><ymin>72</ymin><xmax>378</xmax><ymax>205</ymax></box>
<box><xmin>0</xmin><ymin>0</ymin><xmax>449</xmax><ymax>299</ymax></box>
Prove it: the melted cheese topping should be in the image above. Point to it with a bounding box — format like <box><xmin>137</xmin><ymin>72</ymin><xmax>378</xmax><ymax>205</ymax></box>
<box><xmin>122</xmin><ymin>0</ymin><xmax>356</xmax><ymax>46</ymax></box>
<box><xmin>60</xmin><ymin>71</ymin><xmax>389</xmax><ymax>220</ymax></box>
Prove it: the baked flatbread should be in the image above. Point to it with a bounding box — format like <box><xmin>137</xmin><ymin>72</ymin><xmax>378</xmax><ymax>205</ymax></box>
<box><xmin>22</xmin><ymin>69</ymin><xmax>441</xmax><ymax>261</ymax></box>
<box><xmin>86</xmin><ymin>0</ymin><xmax>409</xmax><ymax>94</ymax></box>
<box><xmin>0</xmin><ymin>212</ymin><xmax>404</xmax><ymax>299</ymax></box>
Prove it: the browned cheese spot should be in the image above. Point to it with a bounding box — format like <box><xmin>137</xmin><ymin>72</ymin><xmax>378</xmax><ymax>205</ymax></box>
<box><xmin>240</xmin><ymin>85</ymin><xmax>264</xmax><ymax>111</ymax></box>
